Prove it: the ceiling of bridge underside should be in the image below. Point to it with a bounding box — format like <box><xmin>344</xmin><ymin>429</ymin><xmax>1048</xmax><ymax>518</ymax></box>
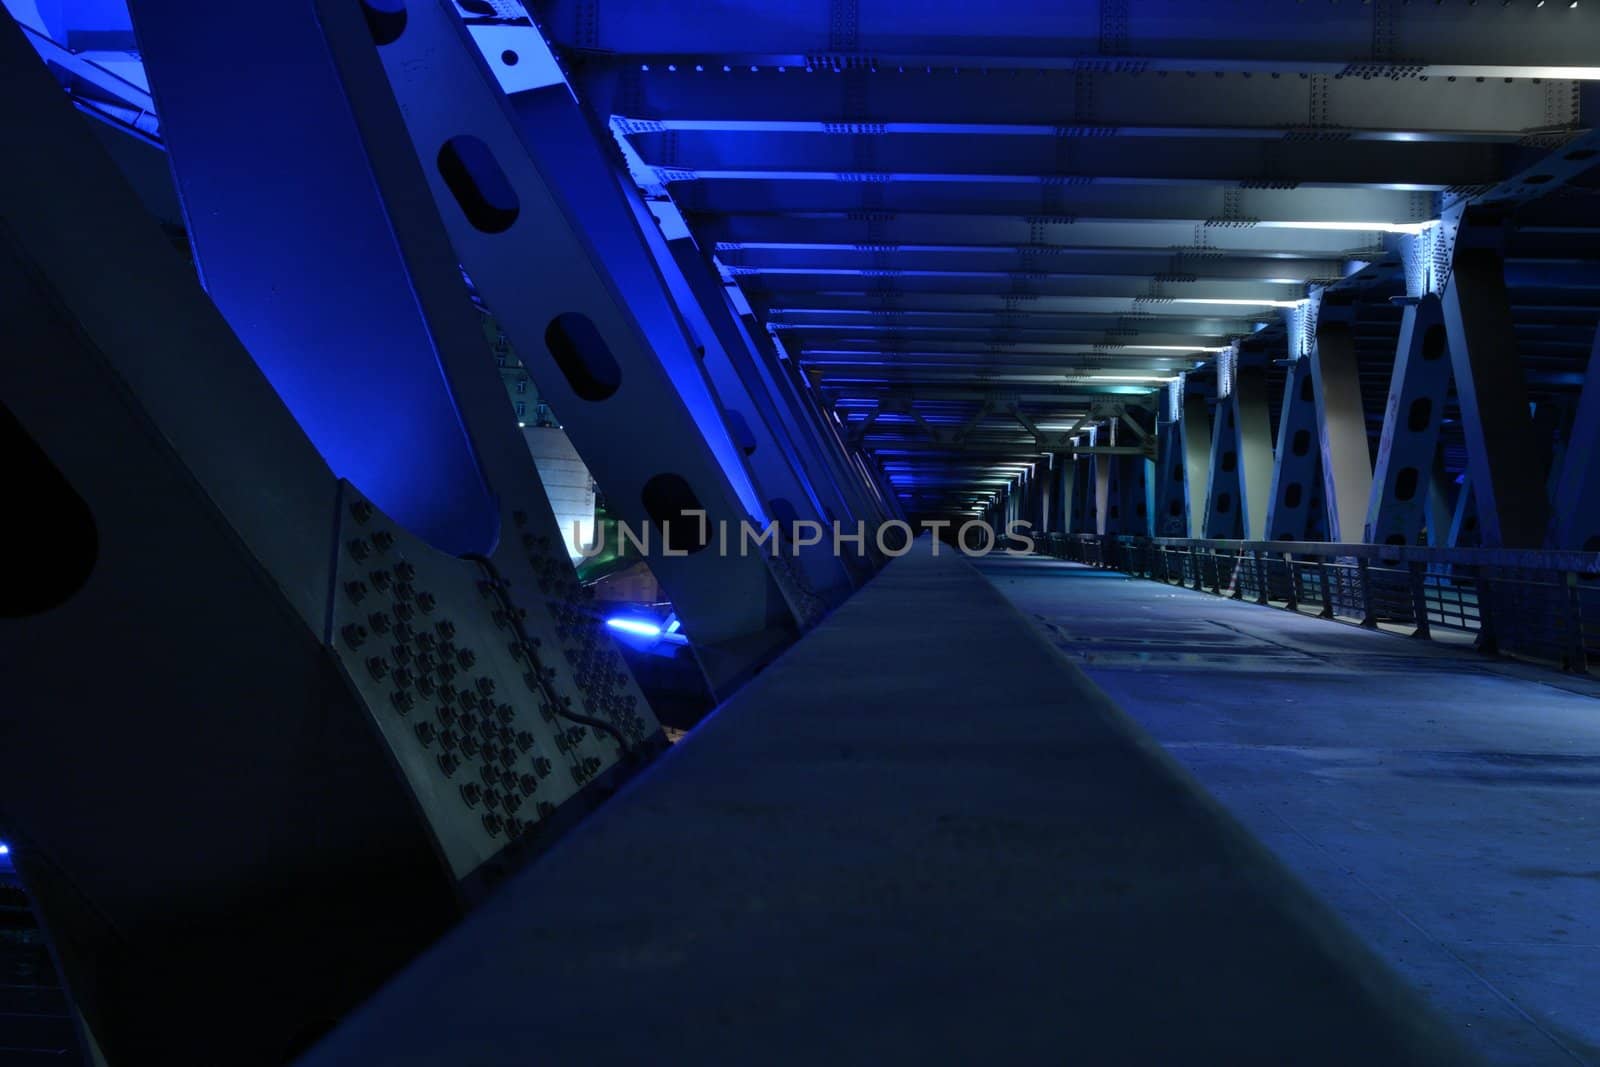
<box><xmin>540</xmin><ymin>0</ymin><xmax>1600</xmax><ymax>515</ymax></box>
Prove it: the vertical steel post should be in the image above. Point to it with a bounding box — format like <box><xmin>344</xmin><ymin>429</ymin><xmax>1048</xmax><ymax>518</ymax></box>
<box><xmin>1367</xmin><ymin>295</ymin><xmax>1452</xmax><ymax>548</ymax></box>
<box><xmin>1551</xmin><ymin>326</ymin><xmax>1600</xmax><ymax>551</ymax></box>
<box><xmin>1180</xmin><ymin>391</ymin><xmax>1213</xmax><ymax>539</ymax></box>
<box><xmin>1265</xmin><ymin>356</ymin><xmax>1323</xmax><ymax>542</ymax></box>
<box><xmin>1203</xmin><ymin>393</ymin><xmax>1243</xmax><ymax>539</ymax></box>
<box><xmin>1232</xmin><ymin>366</ymin><xmax>1276</xmax><ymax>540</ymax></box>
<box><xmin>1310</xmin><ymin>300</ymin><xmax>1374</xmax><ymax>543</ymax></box>
<box><xmin>1441</xmin><ymin>242</ymin><xmax>1548</xmax><ymax>548</ymax></box>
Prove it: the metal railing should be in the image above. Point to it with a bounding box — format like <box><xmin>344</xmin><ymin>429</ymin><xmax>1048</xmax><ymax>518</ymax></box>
<box><xmin>1037</xmin><ymin>534</ymin><xmax>1600</xmax><ymax>675</ymax></box>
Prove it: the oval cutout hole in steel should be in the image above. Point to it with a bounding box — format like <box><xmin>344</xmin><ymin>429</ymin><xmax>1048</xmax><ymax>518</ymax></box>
<box><xmin>1407</xmin><ymin>397</ymin><xmax>1432</xmax><ymax>433</ymax></box>
<box><xmin>359</xmin><ymin>0</ymin><xmax>406</xmax><ymax>44</ymax></box>
<box><xmin>1215</xmin><ymin>492</ymin><xmax>1232</xmax><ymax>514</ymax></box>
<box><xmin>1283</xmin><ymin>482</ymin><xmax>1303</xmax><ymax>509</ymax></box>
<box><xmin>642</xmin><ymin>473</ymin><xmax>709</xmax><ymax>554</ymax></box>
<box><xmin>1422</xmin><ymin>323</ymin><xmax>1446</xmax><ymax>362</ymax></box>
<box><xmin>725</xmin><ymin>409</ymin><xmax>758</xmax><ymax>456</ymax></box>
<box><xmin>1395</xmin><ymin>466</ymin><xmax>1420</xmax><ymax>502</ymax></box>
<box><xmin>545</xmin><ymin>313</ymin><xmax>621</xmax><ymax>401</ymax></box>
<box><xmin>1221</xmin><ymin>450</ymin><xmax>1237</xmax><ymax>474</ymax></box>
<box><xmin>1292</xmin><ymin>429</ymin><xmax>1311</xmax><ymax>457</ymax></box>
<box><xmin>1300</xmin><ymin>373</ymin><xmax>1315</xmax><ymax>403</ymax></box>
<box><xmin>437</xmin><ymin>135</ymin><xmax>520</xmax><ymax>234</ymax></box>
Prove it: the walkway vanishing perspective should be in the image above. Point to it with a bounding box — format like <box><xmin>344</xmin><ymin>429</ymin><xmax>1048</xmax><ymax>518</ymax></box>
<box><xmin>984</xmin><ymin>555</ymin><xmax>1600</xmax><ymax>1066</ymax></box>
<box><xmin>300</xmin><ymin>543</ymin><xmax>1471</xmax><ymax>1066</ymax></box>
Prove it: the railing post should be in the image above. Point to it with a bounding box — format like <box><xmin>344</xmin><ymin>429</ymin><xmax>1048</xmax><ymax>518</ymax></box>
<box><xmin>1473</xmin><ymin>568</ymin><xmax>1499</xmax><ymax>655</ymax></box>
<box><xmin>1283</xmin><ymin>553</ymin><xmax>1299</xmax><ymax>613</ymax></box>
<box><xmin>1356</xmin><ymin>557</ymin><xmax>1379</xmax><ymax>628</ymax></box>
<box><xmin>1316</xmin><ymin>559</ymin><xmax>1335</xmax><ymax>619</ymax></box>
<box><xmin>1253</xmin><ymin>550</ymin><xmax>1269</xmax><ymax>606</ymax></box>
<box><xmin>1408</xmin><ymin>561</ymin><xmax>1432</xmax><ymax>640</ymax></box>
<box><xmin>1564</xmin><ymin>571</ymin><xmax>1588</xmax><ymax>674</ymax></box>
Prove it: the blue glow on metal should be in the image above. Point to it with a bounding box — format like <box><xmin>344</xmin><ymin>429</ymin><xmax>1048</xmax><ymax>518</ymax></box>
<box><xmin>131</xmin><ymin>2</ymin><xmax>500</xmax><ymax>556</ymax></box>
<box><xmin>0</xmin><ymin>843</ymin><xmax>9</xmax><ymax>856</ymax></box>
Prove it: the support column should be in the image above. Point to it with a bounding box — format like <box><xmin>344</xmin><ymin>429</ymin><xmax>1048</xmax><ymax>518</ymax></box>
<box><xmin>1056</xmin><ymin>453</ymin><xmax>1077</xmax><ymax>534</ymax></box>
<box><xmin>1035</xmin><ymin>457</ymin><xmax>1055</xmax><ymax>533</ymax></box>
<box><xmin>1310</xmin><ymin>301</ymin><xmax>1374</xmax><ymax>543</ymax></box>
<box><xmin>1449</xmin><ymin>477</ymin><xmax>1481</xmax><ymax>548</ymax></box>
<box><xmin>1552</xmin><ymin>326</ymin><xmax>1600</xmax><ymax>550</ymax></box>
<box><xmin>1094</xmin><ymin>454</ymin><xmax>1112</xmax><ymax>536</ymax></box>
<box><xmin>1366</xmin><ymin>295</ymin><xmax>1452</xmax><ymax>547</ymax></box>
<box><xmin>655</xmin><ymin>237</ymin><xmax>855</xmax><ymax>599</ymax></box>
<box><xmin>1203</xmin><ymin>397</ymin><xmax>1243</xmax><ymax>539</ymax></box>
<box><xmin>1265</xmin><ymin>356</ymin><xmax>1322</xmax><ymax>542</ymax></box>
<box><xmin>1425</xmin><ymin>451</ymin><xmax>1459</xmax><ymax>548</ymax></box>
<box><xmin>1154</xmin><ymin>419</ymin><xmax>1184</xmax><ymax>536</ymax></box>
<box><xmin>1179</xmin><ymin>392</ymin><xmax>1213</xmax><ymax>538</ymax></box>
<box><xmin>1441</xmin><ymin>243</ymin><xmax>1548</xmax><ymax>547</ymax></box>
<box><xmin>1232</xmin><ymin>365</ymin><xmax>1275</xmax><ymax>540</ymax></box>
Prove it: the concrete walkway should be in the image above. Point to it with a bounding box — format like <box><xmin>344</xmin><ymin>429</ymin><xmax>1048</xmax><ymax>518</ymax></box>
<box><xmin>302</xmin><ymin>544</ymin><xmax>1471</xmax><ymax>1065</ymax></box>
<box><xmin>983</xmin><ymin>555</ymin><xmax>1600</xmax><ymax>1066</ymax></box>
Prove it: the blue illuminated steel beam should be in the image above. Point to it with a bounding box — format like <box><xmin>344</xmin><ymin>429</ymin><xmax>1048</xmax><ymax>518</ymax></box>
<box><xmin>359</xmin><ymin>3</ymin><xmax>822</xmax><ymax>692</ymax></box>
<box><xmin>584</xmin><ymin>65</ymin><xmax>1570</xmax><ymax>138</ymax></box>
<box><xmin>663</xmin><ymin>236</ymin><xmax>882</xmax><ymax>573</ymax></box>
<box><xmin>537</xmin><ymin>0</ymin><xmax>1600</xmax><ymax>75</ymax></box>
<box><xmin>128</xmin><ymin>0</ymin><xmax>500</xmax><ymax>557</ymax></box>
<box><xmin>1552</xmin><ymin>326</ymin><xmax>1600</xmax><ymax>551</ymax></box>
<box><xmin>631</xmin><ymin>212</ymin><xmax>860</xmax><ymax>600</ymax></box>
<box><xmin>1264</xmin><ymin>356</ymin><xmax>1325</xmax><ymax>542</ymax></box>
<box><xmin>1441</xmin><ymin>239</ymin><xmax>1549</xmax><ymax>548</ymax></box>
<box><xmin>1365</xmin><ymin>295</ymin><xmax>1454</xmax><ymax>547</ymax></box>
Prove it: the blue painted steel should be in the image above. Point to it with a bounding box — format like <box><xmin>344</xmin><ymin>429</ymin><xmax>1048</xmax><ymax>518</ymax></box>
<box><xmin>129</xmin><ymin>0</ymin><xmax>498</xmax><ymax>556</ymax></box>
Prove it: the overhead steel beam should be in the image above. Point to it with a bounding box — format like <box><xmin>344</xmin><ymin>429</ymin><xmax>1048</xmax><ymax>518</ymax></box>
<box><xmin>585</xmin><ymin>65</ymin><xmax>1570</xmax><ymax>135</ymax></box>
<box><xmin>1365</xmin><ymin>295</ymin><xmax>1453</xmax><ymax>546</ymax></box>
<box><xmin>637</xmin><ymin>133</ymin><xmax>1507</xmax><ymax>191</ymax></box>
<box><xmin>675</xmin><ymin>179</ymin><xmax>1442</xmax><ymax>220</ymax></box>
<box><xmin>541</xmin><ymin>0</ymin><xmax>1600</xmax><ymax>74</ymax></box>
<box><xmin>720</xmin><ymin>246</ymin><xmax>1346</xmax><ymax>282</ymax></box>
<box><xmin>681</xmin><ymin>180</ymin><xmax>1433</xmax><ymax>222</ymax></box>
<box><xmin>692</xmin><ymin>195</ymin><xmax>1434</xmax><ymax>238</ymax></box>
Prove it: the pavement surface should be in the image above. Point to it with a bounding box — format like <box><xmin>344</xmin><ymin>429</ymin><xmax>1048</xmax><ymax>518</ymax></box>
<box><xmin>983</xmin><ymin>554</ymin><xmax>1600</xmax><ymax>1066</ymax></box>
<box><xmin>303</xmin><ymin>544</ymin><xmax>1474</xmax><ymax>1066</ymax></box>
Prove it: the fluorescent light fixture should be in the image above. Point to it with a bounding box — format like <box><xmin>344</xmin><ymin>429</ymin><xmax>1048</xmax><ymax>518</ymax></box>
<box><xmin>1167</xmin><ymin>298</ymin><xmax>1307</xmax><ymax>309</ymax></box>
<box><xmin>606</xmin><ymin>617</ymin><xmax>663</xmax><ymax>638</ymax></box>
<box><xmin>1114</xmin><ymin>345</ymin><xmax>1233</xmax><ymax>353</ymax></box>
<box><xmin>1069</xmin><ymin>374</ymin><xmax>1180</xmax><ymax>383</ymax></box>
<box><xmin>1254</xmin><ymin>220</ymin><xmax>1440</xmax><ymax>235</ymax></box>
<box><xmin>0</xmin><ymin>843</ymin><xmax>9</xmax><ymax>856</ymax></box>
